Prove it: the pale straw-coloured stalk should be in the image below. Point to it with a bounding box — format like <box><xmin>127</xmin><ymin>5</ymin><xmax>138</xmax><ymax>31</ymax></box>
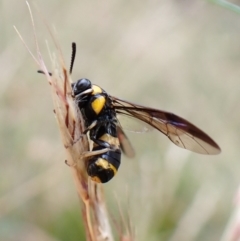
<box><xmin>14</xmin><ymin>2</ymin><xmax>117</xmax><ymax>241</ymax></box>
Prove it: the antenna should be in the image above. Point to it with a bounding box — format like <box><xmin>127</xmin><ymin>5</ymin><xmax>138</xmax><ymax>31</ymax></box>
<box><xmin>69</xmin><ymin>42</ymin><xmax>76</xmax><ymax>74</ymax></box>
<box><xmin>37</xmin><ymin>70</ymin><xmax>52</xmax><ymax>76</ymax></box>
<box><xmin>38</xmin><ymin>42</ymin><xmax>76</xmax><ymax>76</ymax></box>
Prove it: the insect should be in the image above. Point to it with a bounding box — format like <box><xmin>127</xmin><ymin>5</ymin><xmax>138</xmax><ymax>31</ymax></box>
<box><xmin>69</xmin><ymin>42</ymin><xmax>221</xmax><ymax>183</ymax></box>
<box><xmin>72</xmin><ymin>77</ymin><xmax>134</xmax><ymax>183</ymax></box>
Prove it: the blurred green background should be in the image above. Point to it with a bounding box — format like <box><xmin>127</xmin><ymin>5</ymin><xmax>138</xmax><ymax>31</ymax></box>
<box><xmin>1</xmin><ymin>0</ymin><xmax>240</xmax><ymax>240</ymax></box>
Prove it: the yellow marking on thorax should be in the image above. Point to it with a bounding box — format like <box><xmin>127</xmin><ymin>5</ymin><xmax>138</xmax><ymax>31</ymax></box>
<box><xmin>96</xmin><ymin>158</ymin><xmax>117</xmax><ymax>175</ymax></box>
<box><xmin>91</xmin><ymin>96</ymin><xmax>106</xmax><ymax>115</ymax></box>
<box><xmin>92</xmin><ymin>85</ymin><xmax>103</xmax><ymax>95</ymax></box>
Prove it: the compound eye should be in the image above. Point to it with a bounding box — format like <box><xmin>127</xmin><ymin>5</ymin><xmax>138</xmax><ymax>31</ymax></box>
<box><xmin>72</xmin><ymin>78</ymin><xmax>91</xmax><ymax>95</ymax></box>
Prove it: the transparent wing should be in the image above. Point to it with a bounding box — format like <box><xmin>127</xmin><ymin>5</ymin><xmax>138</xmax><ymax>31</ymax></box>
<box><xmin>117</xmin><ymin>113</ymin><xmax>151</xmax><ymax>133</ymax></box>
<box><xmin>116</xmin><ymin>125</ymin><xmax>135</xmax><ymax>158</ymax></box>
<box><xmin>111</xmin><ymin>96</ymin><xmax>221</xmax><ymax>155</ymax></box>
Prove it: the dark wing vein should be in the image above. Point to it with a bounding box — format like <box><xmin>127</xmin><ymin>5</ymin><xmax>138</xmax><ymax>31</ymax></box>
<box><xmin>111</xmin><ymin>96</ymin><xmax>221</xmax><ymax>155</ymax></box>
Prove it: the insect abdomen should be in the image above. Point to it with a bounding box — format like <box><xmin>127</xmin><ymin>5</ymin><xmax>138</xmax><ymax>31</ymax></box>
<box><xmin>87</xmin><ymin>146</ymin><xmax>121</xmax><ymax>183</ymax></box>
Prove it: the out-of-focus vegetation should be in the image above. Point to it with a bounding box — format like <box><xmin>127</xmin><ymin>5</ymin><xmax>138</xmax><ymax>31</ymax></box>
<box><xmin>1</xmin><ymin>1</ymin><xmax>240</xmax><ymax>240</ymax></box>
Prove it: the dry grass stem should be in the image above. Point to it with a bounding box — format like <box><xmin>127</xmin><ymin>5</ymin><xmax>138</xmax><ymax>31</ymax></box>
<box><xmin>14</xmin><ymin>2</ymin><xmax>115</xmax><ymax>241</ymax></box>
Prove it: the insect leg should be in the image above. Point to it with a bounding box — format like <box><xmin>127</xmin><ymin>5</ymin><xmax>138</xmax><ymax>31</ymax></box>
<box><xmin>81</xmin><ymin>148</ymin><xmax>110</xmax><ymax>158</ymax></box>
<box><xmin>83</xmin><ymin>120</ymin><xmax>98</xmax><ymax>134</ymax></box>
